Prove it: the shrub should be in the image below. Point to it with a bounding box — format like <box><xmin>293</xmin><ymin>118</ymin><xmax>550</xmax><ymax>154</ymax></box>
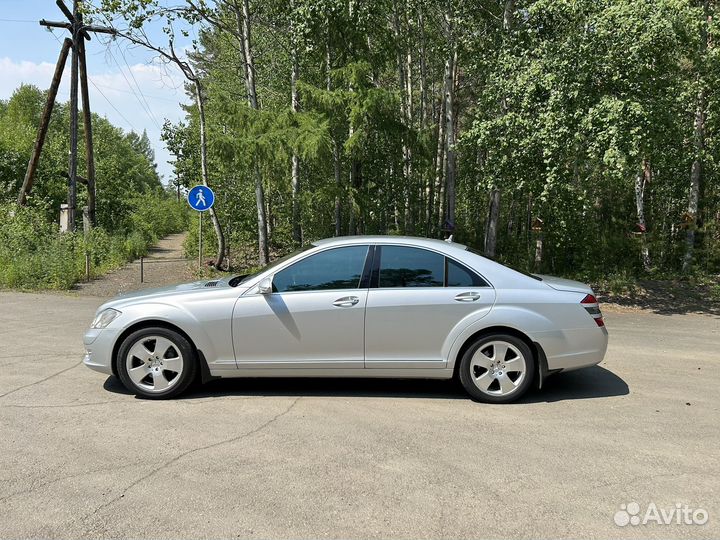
<box><xmin>0</xmin><ymin>195</ymin><xmax>188</xmax><ymax>290</ymax></box>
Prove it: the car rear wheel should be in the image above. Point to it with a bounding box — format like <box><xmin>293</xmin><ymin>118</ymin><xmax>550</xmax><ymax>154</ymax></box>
<box><xmin>117</xmin><ymin>327</ymin><xmax>196</xmax><ymax>399</ymax></box>
<box><xmin>458</xmin><ymin>334</ymin><xmax>535</xmax><ymax>403</ymax></box>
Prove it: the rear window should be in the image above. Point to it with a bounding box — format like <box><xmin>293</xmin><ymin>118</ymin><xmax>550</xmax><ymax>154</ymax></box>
<box><xmin>447</xmin><ymin>258</ymin><xmax>489</xmax><ymax>287</ymax></box>
<box><xmin>378</xmin><ymin>246</ymin><xmax>444</xmax><ymax>287</ymax></box>
<box><xmin>374</xmin><ymin>245</ymin><xmax>490</xmax><ymax>288</ymax></box>
<box><xmin>465</xmin><ymin>247</ymin><xmax>542</xmax><ymax>281</ymax></box>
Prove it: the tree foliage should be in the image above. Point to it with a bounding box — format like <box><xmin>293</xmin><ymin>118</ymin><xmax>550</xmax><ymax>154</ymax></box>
<box><xmin>94</xmin><ymin>0</ymin><xmax>720</xmax><ymax>276</ymax></box>
<box><xmin>0</xmin><ymin>84</ymin><xmax>187</xmax><ymax>289</ymax></box>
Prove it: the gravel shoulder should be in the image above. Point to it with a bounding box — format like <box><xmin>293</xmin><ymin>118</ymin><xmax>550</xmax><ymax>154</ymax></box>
<box><xmin>594</xmin><ymin>278</ymin><xmax>720</xmax><ymax>316</ymax></box>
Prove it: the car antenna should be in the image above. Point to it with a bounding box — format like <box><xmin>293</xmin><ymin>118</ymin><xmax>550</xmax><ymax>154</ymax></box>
<box><xmin>445</xmin><ymin>235</ymin><xmax>454</xmax><ymax>243</ymax></box>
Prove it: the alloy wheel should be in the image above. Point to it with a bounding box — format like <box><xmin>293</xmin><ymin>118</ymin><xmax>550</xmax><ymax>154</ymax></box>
<box><xmin>469</xmin><ymin>340</ymin><xmax>527</xmax><ymax>396</ymax></box>
<box><xmin>125</xmin><ymin>335</ymin><xmax>184</xmax><ymax>393</ymax></box>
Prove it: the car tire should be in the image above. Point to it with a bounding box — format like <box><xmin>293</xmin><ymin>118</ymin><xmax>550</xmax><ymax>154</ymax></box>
<box><xmin>117</xmin><ymin>327</ymin><xmax>197</xmax><ymax>399</ymax></box>
<box><xmin>458</xmin><ymin>334</ymin><xmax>535</xmax><ymax>403</ymax></box>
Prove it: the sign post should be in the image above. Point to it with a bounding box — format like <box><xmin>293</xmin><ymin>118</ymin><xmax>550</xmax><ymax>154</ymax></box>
<box><xmin>186</xmin><ymin>185</ymin><xmax>215</xmax><ymax>271</ymax></box>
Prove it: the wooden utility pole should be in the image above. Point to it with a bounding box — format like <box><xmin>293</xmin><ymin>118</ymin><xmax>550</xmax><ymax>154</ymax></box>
<box><xmin>16</xmin><ymin>0</ymin><xmax>114</xmax><ymax>232</ymax></box>
<box><xmin>78</xmin><ymin>37</ymin><xmax>97</xmax><ymax>227</ymax></box>
<box><xmin>17</xmin><ymin>38</ymin><xmax>71</xmax><ymax>206</ymax></box>
<box><xmin>68</xmin><ymin>1</ymin><xmax>79</xmax><ymax>230</ymax></box>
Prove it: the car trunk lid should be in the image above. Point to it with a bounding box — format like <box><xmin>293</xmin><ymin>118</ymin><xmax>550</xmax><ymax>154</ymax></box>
<box><xmin>536</xmin><ymin>274</ymin><xmax>593</xmax><ymax>295</ymax></box>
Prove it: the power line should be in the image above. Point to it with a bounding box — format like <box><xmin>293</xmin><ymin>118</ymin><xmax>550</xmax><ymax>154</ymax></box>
<box><xmin>0</xmin><ymin>18</ymin><xmax>37</xmax><ymax>23</ymax></box>
<box><xmin>48</xmin><ymin>28</ymin><xmax>64</xmax><ymax>43</ymax></box>
<box><xmin>117</xmin><ymin>44</ymin><xmax>166</xmax><ymax>125</ymax></box>
<box><xmin>86</xmin><ymin>76</ymin><xmax>139</xmax><ymax>132</ymax></box>
<box><xmin>88</xmin><ymin>81</ymin><xmax>180</xmax><ymax>102</ymax></box>
<box><xmin>105</xmin><ymin>43</ymin><xmax>162</xmax><ymax>130</ymax></box>
<box><xmin>48</xmin><ymin>28</ymin><xmax>138</xmax><ymax>133</ymax></box>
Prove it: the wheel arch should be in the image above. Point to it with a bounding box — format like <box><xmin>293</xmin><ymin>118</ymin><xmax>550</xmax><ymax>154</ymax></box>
<box><xmin>451</xmin><ymin>325</ymin><xmax>548</xmax><ymax>388</ymax></box>
<box><xmin>111</xmin><ymin>320</ymin><xmax>199</xmax><ymax>378</ymax></box>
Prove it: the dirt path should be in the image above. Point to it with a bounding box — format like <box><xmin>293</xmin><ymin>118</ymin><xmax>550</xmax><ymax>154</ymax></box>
<box><xmin>73</xmin><ymin>232</ymin><xmax>194</xmax><ymax>298</ymax></box>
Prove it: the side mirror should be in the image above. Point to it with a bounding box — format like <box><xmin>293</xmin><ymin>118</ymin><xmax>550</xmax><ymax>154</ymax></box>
<box><xmin>258</xmin><ymin>277</ymin><xmax>272</xmax><ymax>295</ymax></box>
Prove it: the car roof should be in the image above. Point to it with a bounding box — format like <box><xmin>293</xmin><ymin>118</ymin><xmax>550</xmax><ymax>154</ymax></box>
<box><xmin>312</xmin><ymin>235</ymin><xmax>467</xmax><ymax>251</ymax></box>
<box><xmin>309</xmin><ymin>235</ymin><xmax>546</xmax><ymax>289</ymax></box>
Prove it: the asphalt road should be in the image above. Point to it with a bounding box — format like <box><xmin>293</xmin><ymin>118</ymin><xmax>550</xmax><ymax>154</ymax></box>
<box><xmin>0</xmin><ymin>291</ymin><xmax>718</xmax><ymax>539</ymax></box>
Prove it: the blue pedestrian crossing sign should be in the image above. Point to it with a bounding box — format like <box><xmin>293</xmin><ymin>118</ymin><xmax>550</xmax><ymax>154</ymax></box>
<box><xmin>187</xmin><ymin>185</ymin><xmax>215</xmax><ymax>212</ymax></box>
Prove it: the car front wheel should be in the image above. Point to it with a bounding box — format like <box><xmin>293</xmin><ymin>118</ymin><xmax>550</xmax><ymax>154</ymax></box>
<box><xmin>117</xmin><ymin>327</ymin><xmax>196</xmax><ymax>399</ymax></box>
<box><xmin>458</xmin><ymin>334</ymin><xmax>535</xmax><ymax>403</ymax></box>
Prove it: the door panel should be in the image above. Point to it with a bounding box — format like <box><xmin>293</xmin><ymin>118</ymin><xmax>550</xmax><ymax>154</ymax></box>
<box><xmin>232</xmin><ymin>291</ymin><xmax>367</xmax><ymax>368</ymax></box>
<box><xmin>364</xmin><ymin>288</ymin><xmax>494</xmax><ymax>368</ymax></box>
<box><xmin>232</xmin><ymin>245</ymin><xmax>371</xmax><ymax>369</ymax></box>
<box><xmin>364</xmin><ymin>245</ymin><xmax>495</xmax><ymax>369</ymax></box>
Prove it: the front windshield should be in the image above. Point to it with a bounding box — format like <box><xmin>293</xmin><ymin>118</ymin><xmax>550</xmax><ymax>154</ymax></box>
<box><xmin>230</xmin><ymin>245</ymin><xmax>314</xmax><ymax>286</ymax></box>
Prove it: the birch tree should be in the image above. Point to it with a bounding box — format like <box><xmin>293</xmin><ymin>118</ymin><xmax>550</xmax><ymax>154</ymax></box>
<box><xmin>115</xmin><ymin>28</ymin><xmax>227</xmax><ymax>269</ymax></box>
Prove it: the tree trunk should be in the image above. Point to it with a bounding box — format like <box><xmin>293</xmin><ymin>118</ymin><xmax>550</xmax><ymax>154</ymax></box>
<box><xmin>240</xmin><ymin>0</ymin><xmax>269</xmax><ymax>264</ymax></box>
<box><xmin>418</xmin><ymin>7</ymin><xmax>431</xmax><ymax>229</ymax></box>
<box><xmin>348</xmin><ymin>157</ymin><xmax>361</xmax><ymax>235</ymax></box>
<box><xmin>682</xmin><ymin>0</ymin><xmax>710</xmax><ymax>273</ymax></box>
<box><xmin>443</xmin><ymin>46</ymin><xmax>457</xmax><ymax>234</ymax></box>
<box><xmin>324</xmin><ymin>38</ymin><xmax>342</xmax><ymax>237</ymax></box>
<box><xmin>484</xmin><ymin>188</ymin><xmax>500</xmax><ymax>257</ymax></box>
<box><xmin>233</xmin><ymin>3</ymin><xmax>251</xmax><ymax>99</ymax></box>
<box><xmin>290</xmin><ymin>43</ymin><xmax>301</xmax><ymax>246</ymax></box>
<box><xmin>393</xmin><ymin>0</ymin><xmax>413</xmax><ymax>234</ymax></box>
<box><xmin>635</xmin><ymin>159</ymin><xmax>651</xmax><ymax>271</ymax></box>
<box><xmin>506</xmin><ymin>196</ymin><xmax>515</xmax><ymax>237</ymax></box>
<box><xmin>241</xmin><ymin>0</ymin><xmax>258</xmax><ymax>110</ymax></box>
<box><xmin>265</xmin><ymin>187</ymin><xmax>273</xmax><ymax>238</ymax></box>
<box><xmin>194</xmin><ymin>79</ymin><xmax>226</xmax><ymax>269</ymax></box>
<box><xmin>253</xmin><ymin>163</ymin><xmax>269</xmax><ymax>262</ymax></box>
<box><xmin>683</xmin><ymin>88</ymin><xmax>704</xmax><ymax>273</ymax></box>
<box><xmin>503</xmin><ymin>0</ymin><xmax>515</xmax><ymax>32</ymax></box>
<box><xmin>430</xmin><ymin>88</ymin><xmax>446</xmax><ymax>236</ymax></box>
<box><xmin>418</xmin><ymin>9</ymin><xmax>428</xmax><ymax>127</ymax></box>
<box><xmin>333</xmin><ymin>141</ymin><xmax>342</xmax><ymax>236</ymax></box>
<box><xmin>526</xmin><ymin>192</ymin><xmax>533</xmax><ymax>260</ymax></box>
<box><xmin>404</xmin><ymin>4</ymin><xmax>414</xmax><ymax>233</ymax></box>
<box><xmin>535</xmin><ymin>234</ymin><xmax>543</xmax><ymax>270</ymax></box>
<box><xmin>346</xmin><ymin>30</ymin><xmax>361</xmax><ymax>235</ymax></box>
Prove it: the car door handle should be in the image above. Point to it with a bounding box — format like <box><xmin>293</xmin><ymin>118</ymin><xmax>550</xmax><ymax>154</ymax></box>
<box><xmin>454</xmin><ymin>292</ymin><xmax>481</xmax><ymax>302</ymax></box>
<box><xmin>333</xmin><ymin>296</ymin><xmax>360</xmax><ymax>307</ymax></box>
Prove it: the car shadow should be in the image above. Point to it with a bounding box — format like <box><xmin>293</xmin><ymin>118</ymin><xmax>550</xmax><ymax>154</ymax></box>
<box><xmin>519</xmin><ymin>365</ymin><xmax>629</xmax><ymax>403</ymax></box>
<box><xmin>103</xmin><ymin>365</ymin><xmax>628</xmax><ymax>403</ymax></box>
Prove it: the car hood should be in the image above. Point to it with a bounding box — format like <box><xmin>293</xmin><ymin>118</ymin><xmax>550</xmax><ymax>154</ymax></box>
<box><xmin>99</xmin><ymin>278</ymin><xmax>240</xmax><ymax>311</ymax></box>
<box><xmin>536</xmin><ymin>274</ymin><xmax>593</xmax><ymax>295</ymax></box>
<box><xmin>118</xmin><ymin>279</ymin><xmax>229</xmax><ymax>299</ymax></box>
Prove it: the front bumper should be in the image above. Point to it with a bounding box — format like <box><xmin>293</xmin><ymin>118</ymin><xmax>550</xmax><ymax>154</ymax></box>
<box><xmin>82</xmin><ymin>326</ymin><xmax>122</xmax><ymax>375</ymax></box>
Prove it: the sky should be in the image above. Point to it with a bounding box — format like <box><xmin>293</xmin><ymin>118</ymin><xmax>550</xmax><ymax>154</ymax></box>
<box><xmin>0</xmin><ymin>0</ymin><xmax>197</xmax><ymax>184</ymax></box>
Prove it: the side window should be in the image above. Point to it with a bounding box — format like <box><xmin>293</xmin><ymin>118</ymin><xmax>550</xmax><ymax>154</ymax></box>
<box><xmin>446</xmin><ymin>258</ymin><xmax>489</xmax><ymax>287</ymax></box>
<box><xmin>378</xmin><ymin>246</ymin><xmax>444</xmax><ymax>288</ymax></box>
<box><xmin>273</xmin><ymin>246</ymin><xmax>368</xmax><ymax>292</ymax></box>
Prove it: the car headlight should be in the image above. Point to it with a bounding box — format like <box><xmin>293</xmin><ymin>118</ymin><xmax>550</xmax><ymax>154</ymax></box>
<box><xmin>91</xmin><ymin>308</ymin><xmax>121</xmax><ymax>329</ymax></box>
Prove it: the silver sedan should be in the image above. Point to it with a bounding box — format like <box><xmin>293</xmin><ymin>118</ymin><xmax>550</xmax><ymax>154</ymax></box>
<box><xmin>83</xmin><ymin>236</ymin><xmax>608</xmax><ymax>403</ymax></box>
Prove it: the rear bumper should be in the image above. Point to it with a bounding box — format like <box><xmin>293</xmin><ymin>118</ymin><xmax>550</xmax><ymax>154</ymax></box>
<box><xmin>531</xmin><ymin>326</ymin><xmax>608</xmax><ymax>372</ymax></box>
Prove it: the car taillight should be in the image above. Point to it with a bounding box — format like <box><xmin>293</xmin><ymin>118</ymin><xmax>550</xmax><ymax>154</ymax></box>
<box><xmin>581</xmin><ymin>294</ymin><xmax>605</xmax><ymax>327</ymax></box>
